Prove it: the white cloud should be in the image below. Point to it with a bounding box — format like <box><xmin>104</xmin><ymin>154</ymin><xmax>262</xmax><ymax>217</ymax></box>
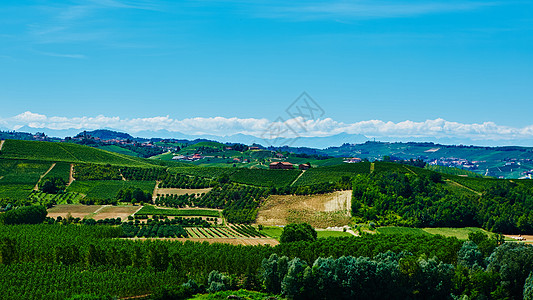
<box><xmin>2</xmin><ymin>111</ymin><xmax>533</xmax><ymax>143</ymax></box>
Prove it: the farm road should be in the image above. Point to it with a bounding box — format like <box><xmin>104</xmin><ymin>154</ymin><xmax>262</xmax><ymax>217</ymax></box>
<box><xmin>67</xmin><ymin>164</ymin><xmax>75</xmax><ymax>187</ymax></box>
<box><xmin>290</xmin><ymin>170</ymin><xmax>305</xmax><ymax>186</ymax></box>
<box><xmin>34</xmin><ymin>163</ymin><xmax>57</xmax><ymax>191</ymax></box>
<box><xmin>0</xmin><ymin>140</ymin><xmax>4</xmax><ymax>151</ymax></box>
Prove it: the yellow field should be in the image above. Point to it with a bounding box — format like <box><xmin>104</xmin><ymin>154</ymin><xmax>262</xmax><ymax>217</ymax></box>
<box><xmin>256</xmin><ymin>191</ymin><xmax>352</xmax><ymax>228</ymax></box>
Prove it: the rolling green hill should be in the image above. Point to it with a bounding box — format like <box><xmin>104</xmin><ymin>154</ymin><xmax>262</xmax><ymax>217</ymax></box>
<box><xmin>0</xmin><ymin>139</ymin><xmax>181</xmax><ymax>167</ymax></box>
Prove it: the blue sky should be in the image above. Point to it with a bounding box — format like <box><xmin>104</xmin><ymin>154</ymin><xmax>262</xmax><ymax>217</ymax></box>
<box><xmin>1</xmin><ymin>1</ymin><xmax>532</xmax><ymax>144</ymax></box>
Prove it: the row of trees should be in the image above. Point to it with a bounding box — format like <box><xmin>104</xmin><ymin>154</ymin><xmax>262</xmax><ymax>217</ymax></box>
<box><xmin>116</xmin><ymin>187</ymin><xmax>152</xmax><ymax>204</ymax></box>
<box><xmin>1</xmin><ymin>223</ymin><xmax>532</xmax><ymax>298</ymax></box>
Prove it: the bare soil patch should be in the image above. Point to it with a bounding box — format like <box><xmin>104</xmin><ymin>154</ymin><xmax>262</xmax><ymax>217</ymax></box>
<box><xmin>0</xmin><ymin>140</ymin><xmax>4</xmax><ymax>151</ymax></box>
<box><xmin>47</xmin><ymin>204</ymin><xmax>102</xmax><ymax>219</ymax></box>
<box><xmin>47</xmin><ymin>204</ymin><xmax>140</xmax><ymax>220</ymax></box>
<box><xmin>256</xmin><ymin>191</ymin><xmax>352</xmax><ymax>228</ymax></box>
<box><xmin>67</xmin><ymin>164</ymin><xmax>75</xmax><ymax>187</ymax></box>
<box><xmin>92</xmin><ymin>205</ymin><xmax>140</xmax><ymax>220</ymax></box>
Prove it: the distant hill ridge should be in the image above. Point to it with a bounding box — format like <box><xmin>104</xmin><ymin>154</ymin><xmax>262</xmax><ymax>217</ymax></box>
<box><xmin>75</xmin><ymin>129</ymin><xmax>134</xmax><ymax>140</ymax></box>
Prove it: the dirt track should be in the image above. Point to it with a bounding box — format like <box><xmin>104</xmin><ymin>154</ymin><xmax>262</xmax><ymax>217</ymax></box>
<box><xmin>33</xmin><ymin>163</ymin><xmax>56</xmax><ymax>191</ymax></box>
<box><xmin>67</xmin><ymin>164</ymin><xmax>75</xmax><ymax>187</ymax></box>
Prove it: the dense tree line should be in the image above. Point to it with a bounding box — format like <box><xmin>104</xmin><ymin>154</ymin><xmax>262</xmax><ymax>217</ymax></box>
<box><xmin>118</xmin><ymin>144</ymin><xmax>166</xmax><ymax>158</ymax></box>
<box><xmin>158</xmin><ymin>173</ymin><xmax>213</xmax><ymax>189</ymax></box>
<box><xmin>74</xmin><ymin>164</ymin><xmax>122</xmax><ymax>180</ymax></box>
<box><xmin>39</xmin><ymin>176</ymin><xmax>66</xmax><ymax>194</ymax></box>
<box><xmin>0</xmin><ymin>205</ymin><xmax>47</xmax><ymax>225</ymax></box>
<box><xmin>352</xmin><ymin>171</ymin><xmax>533</xmax><ymax>234</ymax></box>
<box><xmin>116</xmin><ymin>187</ymin><xmax>152</xmax><ymax>204</ymax></box>
<box><xmin>1</xmin><ymin>223</ymin><xmax>532</xmax><ymax>298</ymax></box>
<box><xmin>260</xmin><ymin>252</ymin><xmax>453</xmax><ymax>300</ymax></box>
<box><xmin>280</xmin><ymin>223</ymin><xmax>317</xmax><ymax>243</ymax></box>
<box><xmin>121</xmin><ymin>167</ymin><xmax>167</xmax><ymax>181</ymax></box>
<box><xmin>155</xmin><ymin>193</ymin><xmax>198</xmax><ymax>208</ymax></box>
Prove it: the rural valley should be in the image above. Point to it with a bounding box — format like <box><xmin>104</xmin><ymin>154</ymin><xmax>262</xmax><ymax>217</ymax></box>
<box><xmin>1</xmin><ymin>136</ymin><xmax>533</xmax><ymax>299</ymax></box>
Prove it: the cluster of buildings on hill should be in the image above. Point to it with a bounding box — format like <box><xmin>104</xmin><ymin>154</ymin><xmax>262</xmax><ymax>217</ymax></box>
<box><xmin>269</xmin><ymin>162</ymin><xmax>311</xmax><ymax>170</ymax></box>
<box><xmin>427</xmin><ymin>157</ymin><xmax>479</xmax><ymax>169</ymax></box>
<box><xmin>172</xmin><ymin>153</ymin><xmax>203</xmax><ymax>161</ymax></box>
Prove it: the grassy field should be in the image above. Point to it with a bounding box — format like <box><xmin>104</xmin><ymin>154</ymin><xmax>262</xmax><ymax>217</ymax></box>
<box><xmin>316</xmin><ymin>230</ymin><xmax>354</xmax><ymax>238</ymax></box>
<box><xmin>259</xmin><ymin>226</ymin><xmax>283</xmax><ymax>239</ymax></box>
<box><xmin>260</xmin><ymin>226</ymin><xmax>353</xmax><ymax>240</ymax></box>
<box><xmin>67</xmin><ymin>180</ymin><xmax>156</xmax><ymax>201</ymax></box>
<box><xmin>422</xmin><ymin>227</ymin><xmax>495</xmax><ymax>240</ymax></box>
<box><xmin>136</xmin><ymin>205</ymin><xmax>221</xmax><ymax>217</ymax></box>
<box><xmin>377</xmin><ymin>226</ymin><xmax>495</xmax><ymax>240</ymax></box>
<box><xmin>376</xmin><ymin>226</ymin><xmax>430</xmax><ymax>236</ymax></box>
<box><xmin>191</xmin><ymin>290</ymin><xmax>275</xmax><ymax>299</ymax></box>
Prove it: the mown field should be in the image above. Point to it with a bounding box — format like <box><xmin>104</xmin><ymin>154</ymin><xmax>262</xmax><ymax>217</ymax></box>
<box><xmin>376</xmin><ymin>226</ymin><xmax>496</xmax><ymax>240</ymax></box>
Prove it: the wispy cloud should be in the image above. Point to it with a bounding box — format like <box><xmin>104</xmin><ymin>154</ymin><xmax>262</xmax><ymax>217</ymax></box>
<box><xmin>34</xmin><ymin>51</ymin><xmax>87</xmax><ymax>59</ymax></box>
<box><xmin>3</xmin><ymin>111</ymin><xmax>533</xmax><ymax>144</ymax></box>
<box><xmin>27</xmin><ymin>0</ymin><xmax>161</xmax><ymax>47</ymax></box>
<box><xmin>252</xmin><ymin>1</ymin><xmax>505</xmax><ymax>20</ymax></box>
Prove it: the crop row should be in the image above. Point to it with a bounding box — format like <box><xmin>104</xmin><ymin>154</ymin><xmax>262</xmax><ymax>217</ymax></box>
<box><xmin>28</xmin><ymin>191</ymin><xmax>84</xmax><ymax>205</ymax></box>
<box><xmin>185</xmin><ymin>225</ymin><xmax>264</xmax><ymax>239</ymax></box>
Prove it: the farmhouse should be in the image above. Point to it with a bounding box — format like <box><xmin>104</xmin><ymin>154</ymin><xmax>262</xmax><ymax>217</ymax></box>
<box><xmin>269</xmin><ymin>162</ymin><xmax>295</xmax><ymax>170</ymax></box>
<box><xmin>299</xmin><ymin>163</ymin><xmax>311</xmax><ymax>170</ymax></box>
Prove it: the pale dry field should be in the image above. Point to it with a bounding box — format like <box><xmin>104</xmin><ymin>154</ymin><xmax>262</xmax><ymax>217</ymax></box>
<box><xmin>256</xmin><ymin>190</ymin><xmax>352</xmax><ymax>228</ymax></box>
<box><xmin>91</xmin><ymin>205</ymin><xmax>140</xmax><ymax>220</ymax></box>
<box><xmin>47</xmin><ymin>204</ymin><xmax>139</xmax><ymax>220</ymax></box>
<box><xmin>47</xmin><ymin>204</ymin><xmax>102</xmax><ymax>219</ymax></box>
